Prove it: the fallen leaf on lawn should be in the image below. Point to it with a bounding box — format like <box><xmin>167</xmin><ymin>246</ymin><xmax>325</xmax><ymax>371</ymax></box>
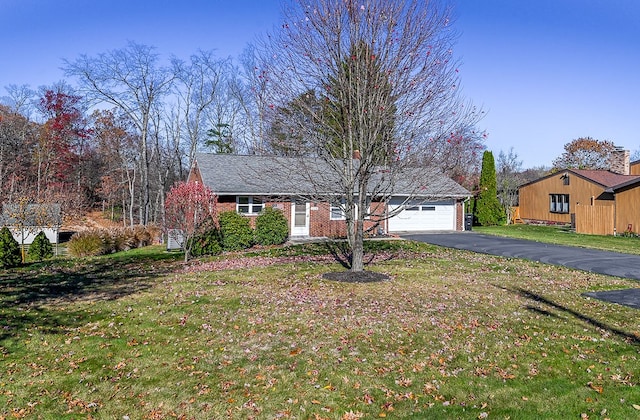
<box><xmin>587</xmin><ymin>382</ymin><xmax>603</xmax><ymax>394</ymax></box>
<box><xmin>632</xmin><ymin>404</ymin><xmax>640</xmax><ymax>410</ymax></box>
<box><xmin>341</xmin><ymin>411</ymin><xmax>364</xmax><ymax>420</ymax></box>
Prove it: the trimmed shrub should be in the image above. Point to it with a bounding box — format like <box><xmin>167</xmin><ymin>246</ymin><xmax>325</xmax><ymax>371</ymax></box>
<box><xmin>67</xmin><ymin>230</ymin><xmax>105</xmax><ymax>257</ymax></box>
<box><xmin>218</xmin><ymin>211</ymin><xmax>253</xmax><ymax>251</ymax></box>
<box><xmin>189</xmin><ymin>220</ymin><xmax>222</xmax><ymax>257</ymax></box>
<box><xmin>254</xmin><ymin>207</ymin><xmax>289</xmax><ymax>246</ymax></box>
<box><xmin>0</xmin><ymin>226</ymin><xmax>22</xmax><ymax>268</ymax></box>
<box><xmin>29</xmin><ymin>231</ymin><xmax>54</xmax><ymax>261</ymax></box>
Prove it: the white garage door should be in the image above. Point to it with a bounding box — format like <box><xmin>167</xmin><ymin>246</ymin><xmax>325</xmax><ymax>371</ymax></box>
<box><xmin>388</xmin><ymin>199</ymin><xmax>456</xmax><ymax>232</ymax></box>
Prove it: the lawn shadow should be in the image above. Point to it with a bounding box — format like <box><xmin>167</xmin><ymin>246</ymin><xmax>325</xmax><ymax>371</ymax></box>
<box><xmin>498</xmin><ymin>285</ymin><xmax>640</xmax><ymax>345</ymax></box>
<box><xmin>0</xmin><ymin>250</ymin><xmax>182</xmax><ymax>343</ymax></box>
<box><xmin>321</xmin><ymin>240</ymin><xmax>399</xmax><ymax>269</ymax></box>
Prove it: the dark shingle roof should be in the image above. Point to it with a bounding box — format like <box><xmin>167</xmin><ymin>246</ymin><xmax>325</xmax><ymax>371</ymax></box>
<box><xmin>571</xmin><ymin>169</ymin><xmax>640</xmax><ymax>188</ymax></box>
<box><xmin>1</xmin><ymin>204</ymin><xmax>62</xmax><ymax>227</ymax></box>
<box><xmin>193</xmin><ymin>153</ymin><xmax>470</xmax><ymax>198</ymax></box>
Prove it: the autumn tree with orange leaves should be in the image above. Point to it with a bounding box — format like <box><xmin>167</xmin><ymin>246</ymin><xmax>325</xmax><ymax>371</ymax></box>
<box><xmin>552</xmin><ymin>137</ymin><xmax>617</xmax><ymax>170</ymax></box>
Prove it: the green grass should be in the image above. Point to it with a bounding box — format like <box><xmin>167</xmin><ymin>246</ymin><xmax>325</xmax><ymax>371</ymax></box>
<box><xmin>1</xmin><ymin>243</ymin><xmax>639</xmax><ymax>419</ymax></box>
<box><xmin>475</xmin><ymin>224</ymin><xmax>640</xmax><ymax>255</ymax></box>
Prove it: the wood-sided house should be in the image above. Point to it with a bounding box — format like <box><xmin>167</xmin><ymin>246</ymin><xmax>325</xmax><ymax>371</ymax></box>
<box><xmin>518</xmin><ymin>149</ymin><xmax>640</xmax><ymax>235</ymax></box>
<box><xmin>188</xmin><ymin>153</ymin><xmax>471</xmax><ymax>238</ymax></box>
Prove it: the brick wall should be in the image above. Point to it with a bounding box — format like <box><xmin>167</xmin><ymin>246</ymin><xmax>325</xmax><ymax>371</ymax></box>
<box><xmin>214</xmin><ymin>197</ymin><xmax>385</xmax><ymax>238</ymax></box>
<box><xmin>456</xmin><ymin>201</ymin><xmax>464</xmax><ymax>231</ymax></box>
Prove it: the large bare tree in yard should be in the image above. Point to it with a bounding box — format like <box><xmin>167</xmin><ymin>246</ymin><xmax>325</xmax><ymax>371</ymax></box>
<box><xmin>64</xmin><ymin>42</ymin><xmax>175</xmax><ymax>225</ymax></box>
<box><xmin>259</xmin><ymin>0</ymin><xmax>482</xmax><ymax>272</ymax></box>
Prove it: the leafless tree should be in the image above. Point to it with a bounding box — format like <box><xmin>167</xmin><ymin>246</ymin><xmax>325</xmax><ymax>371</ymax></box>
<box><xmin>172</xmin><ymin>51</ymin><xmax>230</xmax><ymax>169</ymax></box>
<box><xmin>225</xmin><ymin>45</ymin><xmax>273</xmax><ymax>154</ymax></box>
<box><xmin>257</xmin><ymin>0</ymin><xmax>482</xmax><ymax>272</ymax></box>
<box><xmin>64</xmin><ymin>42</ymin><xmax>175</xmax><ymax>225</ymax></box>
<box><xmin>496</xmin><ymin>147</ymin><xmax>523</xmax><ymax>223</ymax></box>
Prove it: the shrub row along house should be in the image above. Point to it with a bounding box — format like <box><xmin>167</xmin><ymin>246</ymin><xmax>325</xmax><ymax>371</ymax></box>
<box><xmin>188</xmin><ymin>153</ymin><xmax>471</xmax><ymax>239</ymax></box>
<box><xmin>518</xmin><ymin>148</ymin><xmax>640</xmax><ymax>235</ymax></box>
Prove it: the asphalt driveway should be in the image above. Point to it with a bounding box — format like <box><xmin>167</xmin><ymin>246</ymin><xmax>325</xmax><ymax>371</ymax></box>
<box><xmin>402</xmin><ymin>232</ymin><xmax>640</xmax><ymax>309</ymax></box>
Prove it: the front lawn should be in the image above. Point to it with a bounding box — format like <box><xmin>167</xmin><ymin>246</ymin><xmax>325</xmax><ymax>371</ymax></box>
<box><xmin>475</xmin><ymin>224</ymin><xmax>640</xmax><ymax>255</ymax></box>
<box><xmin>1</xmin><ymin>243</ymin><xmax>639</xmax><ymax>419</ymax></box>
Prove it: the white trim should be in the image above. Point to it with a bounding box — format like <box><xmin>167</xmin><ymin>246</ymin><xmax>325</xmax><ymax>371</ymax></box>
<box><xmin>236</xmin><ymin>196</ymin><xmax>263</xmax><ymax>215</ymax></box>
<box><xmin>290</xmin><ymin>200</ymin><xmax>310</xmax><ymax>236</ymax></box>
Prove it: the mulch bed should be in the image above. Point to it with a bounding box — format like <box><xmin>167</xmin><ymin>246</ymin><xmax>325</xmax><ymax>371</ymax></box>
<box><xmin>322</xmin><ymin>270</ymin><xmax>390</xmax><ymax>283</ymax></box>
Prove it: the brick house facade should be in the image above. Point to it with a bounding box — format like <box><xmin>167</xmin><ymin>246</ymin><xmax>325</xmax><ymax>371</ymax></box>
<box><xmin>190</xmin><ymin>154</ymin><xmax>471</xmax><ymax>238</ymax></box>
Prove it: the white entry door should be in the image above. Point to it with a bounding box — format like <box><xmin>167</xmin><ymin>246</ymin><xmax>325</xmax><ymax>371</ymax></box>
<box><xmin>291</xmin><ymin>200</ymin><xmax>310</xmax><ymax>236</ymax></box>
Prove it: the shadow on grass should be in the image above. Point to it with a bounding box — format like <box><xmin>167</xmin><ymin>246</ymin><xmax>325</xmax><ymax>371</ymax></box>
<box><xmin>0</xmin><ymin>248</ymin><xmax>182</xmax><ymax>344</ymax></box>
<box><xmin>500</xmin><ymin>285</ymin><xmax>640</xmax><ymax>345</ymax></box>
<box><xmin>321</xmin><ymin>240</ymin><xmax>403</xmax><ymax>269</ymax></box>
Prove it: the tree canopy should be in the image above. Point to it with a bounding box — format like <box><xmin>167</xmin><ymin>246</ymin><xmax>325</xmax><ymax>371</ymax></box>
<box><xmin>552</xmin><ymin>137</ymin><xmax>617</xmax><ymax>170</ymax></box>
<box><xmin>258</xmin><ymin>0</ymin><xmax>483</xmax><ymax>271</ymax></box>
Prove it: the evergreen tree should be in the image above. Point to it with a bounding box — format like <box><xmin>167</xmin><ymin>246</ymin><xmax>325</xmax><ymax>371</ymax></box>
<box><xmin>0</xmin><ymin>227</ymin><xmax>22</xmax><ymax>268</ymax></box>
<box><xmin>29</xmin><ymin>231</ymin><xmax>54</xmax><ymax>261</ymax></box>
<box><xmin>475</xmin><ymin>151</ymin><xmax>506</xmax><ymax>226</ymax></box>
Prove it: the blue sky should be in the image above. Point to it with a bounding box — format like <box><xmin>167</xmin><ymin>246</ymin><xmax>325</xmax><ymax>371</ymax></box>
<box><xmin>1</xmin><ymin>0</ymin><xmax>639</xmax><ymax>168</ymax></box>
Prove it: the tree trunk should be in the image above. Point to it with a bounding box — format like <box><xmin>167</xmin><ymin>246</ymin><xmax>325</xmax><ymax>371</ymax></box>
<box><xmin>351</xmin><ymin>219</ymin><xmax>364</xmax><ymax>272</ymax></box>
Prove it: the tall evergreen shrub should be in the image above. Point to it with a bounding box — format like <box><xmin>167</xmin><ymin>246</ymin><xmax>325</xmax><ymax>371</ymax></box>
<box><xmin>475</xmin><ymin>151</ymin><xmax>506</xmax><ymax>226</ymax></box>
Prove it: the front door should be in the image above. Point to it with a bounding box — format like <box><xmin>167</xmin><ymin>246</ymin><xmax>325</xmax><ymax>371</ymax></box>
<box><xmin>291</xmin><ymin>200</ymin><xmax>310</xmax><ymax>236</ymax></box>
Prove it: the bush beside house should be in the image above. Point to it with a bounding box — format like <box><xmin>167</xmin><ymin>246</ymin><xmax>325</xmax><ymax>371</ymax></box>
<box><xmin>218</xmin><ymin>211</ymin><xmax>254</xmax><ymax>251</ymax></box>
<box><xmin>254</xmin><ymin>207</ymin><xmax>289</xmax><ymax>246</ymax></box>
<box><xmin>188</xmin><ymin>219</ymin><xmax>222</xmax><ymax>257</ymax></box>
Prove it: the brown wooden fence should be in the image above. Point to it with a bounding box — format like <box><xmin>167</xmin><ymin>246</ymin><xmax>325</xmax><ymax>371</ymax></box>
<box><xmin>575</xmin><ymin>204</ymin><xmax>614</xmax><ymax>235</ymax></box>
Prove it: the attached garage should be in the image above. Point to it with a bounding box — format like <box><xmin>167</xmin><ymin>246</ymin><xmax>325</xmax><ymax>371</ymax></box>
<box><xmin>387</xmin><ymin>198</ymin><xmax>457</xmax><ymax>232</ymax></box>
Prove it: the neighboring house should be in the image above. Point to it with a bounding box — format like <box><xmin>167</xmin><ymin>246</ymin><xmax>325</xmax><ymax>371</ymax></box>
<box><xmin>1</xmin><ymin>203</ymin><xmax>62</xmax><ymax>245</ymax></box>
<box><xmin>518</xmin><ymin>150</ymin><xmax>640</xmax><ymax>235</ymax></box>
<box><xmin>188</xmin><ymin>153</ymin><xmax>471</xmax><ymax>238</ymax></box>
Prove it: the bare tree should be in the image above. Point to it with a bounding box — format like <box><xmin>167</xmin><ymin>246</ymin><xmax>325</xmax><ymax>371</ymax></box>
<box><xmin>496</xmin><ymin>147</ymin><xmax>523</xmax><ymax>223</ymax></box>
<box><xmin>0</xmin><ymin>104</ymin><xmax>36</xmax><ymax>201</ymax></box>
<box><xmin>257</xmin><ymin>0</ymin><xmax>482</xmax><ymax>272</ymax></box>
<box><xmin>236</xmin><ymin>46</ymin><xmax>272</xmax><ymax>153</ymax></box>
<box><xmin>64</xmin><ymin>42</ymin><xmax>175</xmax><ymax>225</ymax></box>
<box><xmin>172</xmin><ymin>51</ymin><xmax>230</xmax><ymax>170</ymax></box>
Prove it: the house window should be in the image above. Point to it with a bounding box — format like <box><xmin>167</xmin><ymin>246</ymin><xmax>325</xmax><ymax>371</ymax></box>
<box><xmin>550</xmin><ymin>194</ymin><xmax>570</xmax><ymax>213</ymax></box>
<box><xmin>237</xmin><ymin>196</ymin><xmax>263</xmax><ymax>214</ymax></box>
<box><xmin>562</xmin><ymin>174</ymin><xmax>570</xmax><ymax>185</ymax></box>
<box><xmin>330</xmin><ymin>201</ymin><xmax>370</xmax><ymax>220</ymax></box>
<box><xmin>330</xmin><ymin>202</ymin><xmax>346</xmax><ymax>220</ymax></box>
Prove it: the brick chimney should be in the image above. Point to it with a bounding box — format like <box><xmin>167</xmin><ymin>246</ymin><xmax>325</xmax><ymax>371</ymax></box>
<box><xmin>608</xmin><ymin>146</ymin><xmax>630</xmax><ymax>175</ymax></box>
